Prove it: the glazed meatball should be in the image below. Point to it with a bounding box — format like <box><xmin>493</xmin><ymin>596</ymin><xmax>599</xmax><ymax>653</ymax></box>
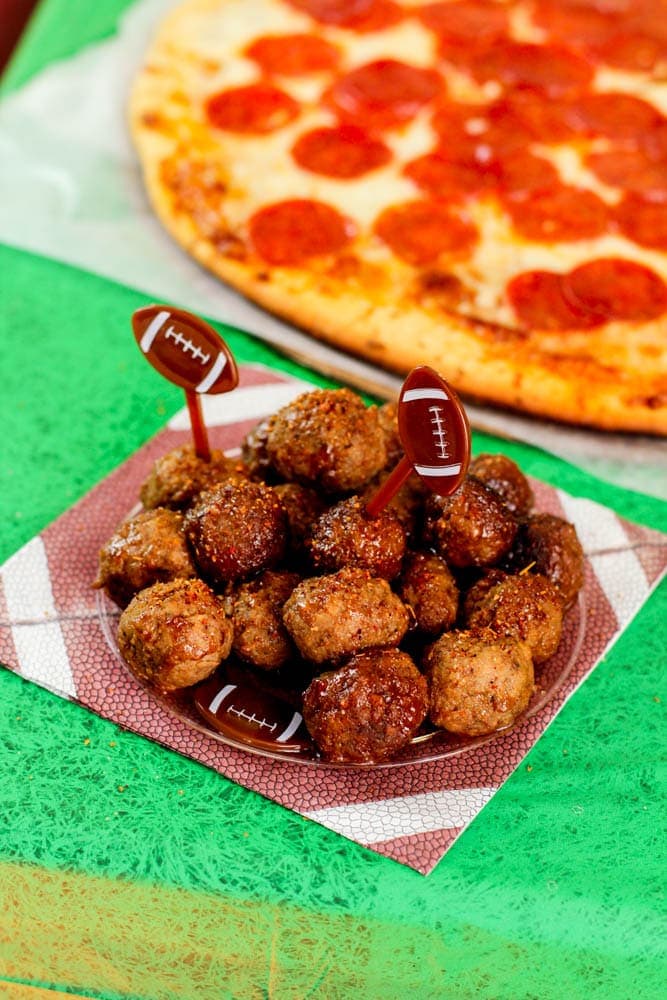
<box><xmin>461</xmin><ymin>568</ymin><xmax>509</xmax><ymax>620</ymax></box>
<box><xmin>282</xmin><ymin>567</ymin><xmax>410</xmax><ymax>664</ymax></box>
<box><xmin>140</xmin><ymin>445</ymin><xmax>248</xmax><ymax>510</ymax></box>
<box><xmin>362</xmin><ymin>470</ymin><xmax>427</xmax><ymax>539</ymax></box>
<box><xmin>232</xmin><ymin>570</ymin><xmax>301</xmax><ymax>671</ymax></box>
<box><xmin>426</xmin><ymin>477</ymin><xmax>517</xmax><ymax>568</ymax></box>
<box><xmin>397</xmin><ymin>551</ymin><xmax>459</xmax><ymax>634</ymax></box>
<box><xmin>118</xmin><ymin>578</ymin><xmax>232</xmax><ymax>691</ymax></box>
<box><xmin>425</xmin><ymin>628</ymin><xmax>534</xmax><ymax>736</ymax></box>
<box><xmin>94</xmin><ymin>508</ymin><xmax>196</xmax><ymax>608</ymax></box>
<box><xmin>273</xmin><ymin>482</ymin><xmax>327</xmax><ymax>554</ymax></box>
<box><xmin>184</xmin><ymin>480</ymin><xmax>287</xmax><ymax>585</ymax></box>
<box><xmin>302</xmin><ymin>649</ymin><xmax>427</xmax><ymax>763</ymax></box>
<box><xmin>241</xmin><ymin>415</ymin><xmax>276</xmax><ymax>481</ymax></box>
<box><xmin>465</xmin><ymin>573</ymin><xmax>563</xmax><ymax>664</ymax></box>
<box><xmin>265</xmin><ymin>388</ymin><xmax>387</xmax><ymax>493</ymax></box>
<box><xmin>469</xmin><ymin>453</ymin><xmax>534</xmax><ymax>518</ymax></box>
<box><xmin>308</xmin><ymin>496</ymin><xmax>406</xmax><ymax>580</ymax></box>
<box><xmin>509</xmin><ymin>514</ymin><xmax>584</xmax><ymax>609</ymax></box>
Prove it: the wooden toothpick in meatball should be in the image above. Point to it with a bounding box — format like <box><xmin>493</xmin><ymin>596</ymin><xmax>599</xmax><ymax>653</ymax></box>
<box><xmin>469</xmin><ymin>453</ymin><xmax>534</xmax><ymax>518</ymax></box>
<box><xmin>465</xmin><ymin>572</ymin><xmax>564</xmax><ymax>664</ymax></box>
<box><xmin>184</xmin><ymin>479</ymin><xmax>288</xmax><ymax>585</ymax></box>
<box><xmin>232</xmin><ymin>570</ymin><xmax>301</xmax><ymax>671</ymax></box>
<box><xmin>397</xmin><ymin>550</ymin><xmax>459</xmax><ymax>634</ymax></box>
<box><xmin>308</xmin><ymin>496</ymin><xmax>406</xmax><ymax>580</ymax></box>
<box><xmin>139</xmin><ymin>445</ymin><xmax>249</xmax><ymax>511</ymax></box>
<box><xmin>426</xmin><ymin>476</ymin><xmax>517</xmax><ymax>568</ymax></box>
<box><xmin>266</xmin><ymin>388</ymin><xmax>387</xmax><ymax>493</ymax></box>
<box><xmin>118</xmin><ymin>578</ymin><xmax>233</xmax><ymax>691</ymax></box>
<box><xmin>303</xmin><ymin>649</ymin><xmax>428</xmax><ymax>763</ymax></box>
<box><xmin>425</xmin><ymin>629</ymin><xmax>534</xmax><ymax>736</ymax></box>
<box><xmin>282</xmin><ymin>567</ymin><xmax>410</xmax><ymax>665</ymax></box>
<box><xmin>94</xmin><ymin>507</ymin><xmax>196</xmax><ymax>608</ymax></box>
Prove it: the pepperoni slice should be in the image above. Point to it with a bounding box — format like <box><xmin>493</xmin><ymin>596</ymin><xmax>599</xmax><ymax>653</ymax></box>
<box><xmin>245</xmin><ymin>34</ymin><xmax>341</xmax><ymax>75</ymax></box>
<box><xmin>488</xmin><ymin>92</ymin><xmax>578</xmax><ymax>144</ymax></box>
<box><xmin>614</xmin><ymin>192</ymin><xmax>667</xmax><ymax>250</ymax></box>
<box><xmin>507</xmin><ymin>270</ymin><xmax>602</xmax><ymax>331</ymax></box>
<box><xmin>292</xmin><ymin>124</ymin><xmax>392</xmax><ymax>177</ymax></box>
<box><xmin>586</xmin><ymin>149</ymin><xmax>667</xmax><ymax>197</ymax></box>
<box><xmin>505</xmin><ymin>186</ymin><xmax>609</xmax><ymax>242</ymax></box>
<box><xmin>468</xmin><ymin>42</ymin><xmax>594</xmax><ymax>96</ymax></box>
<box><xmin>565</xmin><ymin>93</ymin><xmax>664</xmax><ymax>143</ymax></box>
<box><xmin>562</xmin><ymin>258</ymin><xmax>667</xmax><ymax>322</ymax></box>
<box><xmin>206</xmin><ymin>84</ymin><xmax>299</xmax><ymax>133</ymax></box>
<box><xmin>530</xmin><ymin>1</ymin><xmax>619</xmax><ymax>49</ymax></box>
<box><xmin>327</xmin><ymin>59</ymin><xmax>444</xmax><ymax>129</ymax></box>
<box><xmin>248</xmin><ymin>199</ymin><xmax>355</xmax><ymax>265</ymax></box>
<box><xmin>418</xmin><ymin>1</ymin><xmax>509</xmax><ymax>43</ymax></box>
<box><xmin>373</xmin><ymin>200</ymin><xmax>478</xmax><ymax>265</ymax></box>
<box><xmin>589</xmin><ymin>31</ymin><xmax>667</xmax><ymax>73</ymax></box>
<box><xmin>496</xmin><ymin>152</ymin><xmax>560</xmax><ymax>196</ymax></box>
<box><xmin>403</xmin><ymin>151</ymin><xmax>492</xmax><ymax>198</ymax></box>
<box><xmin>432</xmin><ymin>101</ymin><xmax>533</xmax><ymax>155</ymax></box>
<box><xmin>286</xmin><ymin>0</ymin><xmax>402</xmax><ymax>31</ymax></box>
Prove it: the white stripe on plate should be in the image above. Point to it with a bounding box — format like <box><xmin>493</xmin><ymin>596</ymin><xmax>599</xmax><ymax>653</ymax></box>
<box><xmin>168</xmin><ymin>381</ymin><xmax>312</xmax><ymax>430</ymax></box>
<box><xmin>557</xmin><ymin>492</ymin><xmax>649</xmax><ymax>628</ymax></box>
<box><xmin>304</xmin><ymin>786</ymin><xmax>496</xmax><ymax>844</ymax></box>
<box><xmin>0</xmin><ymin>537</ymin><xmax>76</xmax><ymax>697</ymax></box>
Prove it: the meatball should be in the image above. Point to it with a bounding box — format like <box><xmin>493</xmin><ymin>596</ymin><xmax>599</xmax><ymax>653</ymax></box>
<box><xmin>282</xmin><ymin>567</ymin><xmax>410</xmax><ymax>664</ymax></box>
<box><xmin>425</xmin><ymin>628</ymin><xmax>534</xmax><ymax>736</ymax></box>
<box><xmin>469</xmin><ymin>453</ymin><xmax>534</xmax><ymax>518</ymax></box>
<box><xmin>426</xmin><ymin>476</ymin><xmax>517</xmax><ymax>568</ymax></box>
<box><xmin>273</xmin><ymin>482</ymin><xmax>327</xmax><ymax>554</ymax></box>
<box><xmin>241</xmin><ymin>415</ymin><xmax>276</xmax><ymax>481</ymax></box>
<box><xmin>465</xmin><ymin>573</ymin><xmax>563</xmax><ymax>664</ymax></box>
<box><xmin>509</xmin><ymin>514</ymin><xmax>584</xmax><ymax>609</ymax></box>
<box><xmin>302</xmin><ymin>649</ymin><xmax>427</xmax><ymax>763</ymax></box>
<box><xmin>377</xmin><ymin>401</ymin><xmax>403</xmax><ymax>467</ymax></box>
<box><xmin>140</xmin><ymin>445</ymin><xmax>248</xmax><ymax>510</ymax></box>
<box><xmin>185</xmin><ymin>479</ymin><xmax>287</xmax><ymax>585</ymax></box>
<box><xmin>461</xmin><ymin>568</ymin><xmax>509</xmax><ymax>620</ymax></box>
<box><xmin>362</xmin><ymin>470</ymin><xmax>427</xmax><ymax>539</ymax></box>
<box><xmin>118</xmin><ymin>578</ymin><xmax>232</xmax><ymax>691</ymax></box>
<box><xmin>266</xmin><ymin>388</ymin><xmax>387</xmax><ymax>493</ymax></box>
<box><xmin>232</xmin><ymin>570</ymin><xmax>301</xmax><ymax>671</ymax></box>
<box><xmin>308</xmin><ymin>496</ymin><xmax>406</xmax><ymax>580</ymax></box>
<box><xmin>397</xmin><ymin>551</ymin><xmax>459</xmax><ymax>634</ymax></box>
<box><xmin>94</xmin><ymin>508</ymin><xmax>196</xmax><ymax>608</ymax></box>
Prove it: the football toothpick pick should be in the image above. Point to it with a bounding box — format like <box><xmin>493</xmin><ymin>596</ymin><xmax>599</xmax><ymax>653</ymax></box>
<box><xmin>131</xmin><ymin>305</ymin><xmax>239</xmax><ymax>461</ymax></box>
<box><xmin>366</xmin><ymin>365</ymin><xmax>471</xmax><ymax>517</ymax></box>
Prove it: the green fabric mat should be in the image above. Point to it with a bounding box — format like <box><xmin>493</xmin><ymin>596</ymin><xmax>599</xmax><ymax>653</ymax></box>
<box><xmin>1</xmin><ymin>3</ymin><xmax>666</xmax><ymax>996</ymax></box>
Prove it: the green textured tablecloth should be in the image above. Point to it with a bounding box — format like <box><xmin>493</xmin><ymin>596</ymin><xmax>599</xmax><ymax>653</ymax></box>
<box><xmin>1</xmin><ymin>4</ymin><xmax>666</xmax><ymax>997</ymax></box>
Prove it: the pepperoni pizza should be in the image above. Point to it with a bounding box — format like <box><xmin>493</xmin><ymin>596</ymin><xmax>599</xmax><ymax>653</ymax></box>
<box><xmin>129</xmin><ymin>0</ymin><xmax>667</xmax><ymax>433</ymax></box>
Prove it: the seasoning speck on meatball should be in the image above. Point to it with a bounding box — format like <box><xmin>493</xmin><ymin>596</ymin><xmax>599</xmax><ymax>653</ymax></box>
<box><xmin>303</xmin><ymin>649</ymin><xmax>428</xmax><ymax>763</ymax></box>
<box><xmin>184</xmin><ymin>479</ymin><xmax>287</xmax><ymax>585</ymax></box>
<box><xmin>232</xmin><ymin>570</ymin><xmax>301</xmax><ymax>670</ymax></box>
<box><xmin>118</xmin><ymin>578</ymin><xmax>233</xmax><ymax>691</ymax></box>
<box><xmin>282</xmin><ymin>567</ymin><xmax>410</xmax><ymax>664</ymax></box>
<box><xmin>465</xmin><ymin>572</ymin><xmax>563</xmax><ymax>664</ymax></box>
<box><xmin>140</xmin><ymin>445</ymin><xmax>248</xmax><ymax>510</ymax></box>
<box><xmin>266</xmin><ymin>388</ymin><xmax>387</xmax><ymax>493</ymax></box>
<box><xmin>308</xmin><ymin>496</ymin><xmax>406</xmax><ymax>579</ymax></box>
<box><xmin>425</xmin><ymin>628</ymin><xmax>534</xmax><ymax>736</ymax></box>
<box><xmin>94</xmin><ymin>507</ymin><xmax>196</xmax><ymax>608</ymax></box>
<box><xmin>508</xmin><ymin>513</ymin><xmax>584</xmax><ymax>609</ymax></box>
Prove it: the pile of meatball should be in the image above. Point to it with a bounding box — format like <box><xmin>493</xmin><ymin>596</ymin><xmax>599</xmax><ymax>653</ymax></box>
<box><xmin>95</xmin><ymin>387</ymin><xmax>584</xmax><ymax>764</ymax></box>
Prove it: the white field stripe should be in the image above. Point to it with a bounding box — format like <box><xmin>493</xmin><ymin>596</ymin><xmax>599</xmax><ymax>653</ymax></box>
<box><xmin>139</xmin><ymin>310</ymin><xmax>169</xmax><ymax>353</ymax></box>
<box><xmin>168</xmin><ymin>381</ymin><xmax>312</xmax><ymax>430</ymax></box>
<box><xmin>0</xmin><ymin>537</ymin><xmax>75</xmax><ymax>697</ymax></box>
<box><xmin>402</xmin><ymin>388</ymin><xmax>448</xmax><ymax>402</ymax></box>
<box><xmin>558</xmin><ymin>492</ymin><xmax>649</xmax><ymax>628</ymax></box>
<box><xmin>415</xmin><ymin>463</ymin><xmax>462</xmax><ymax>477</ymax></box>
<box><xmin>304</xmin><ymin>787</ymin><xmax>496</xmax><ymax>845</ymax></box>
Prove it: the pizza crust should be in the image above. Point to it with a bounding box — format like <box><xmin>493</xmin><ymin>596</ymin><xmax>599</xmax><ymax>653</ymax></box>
<box><xmin>129</xmin><ymin>0</ymin><xmax>667</xmax><ymax>435</ymax></box>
